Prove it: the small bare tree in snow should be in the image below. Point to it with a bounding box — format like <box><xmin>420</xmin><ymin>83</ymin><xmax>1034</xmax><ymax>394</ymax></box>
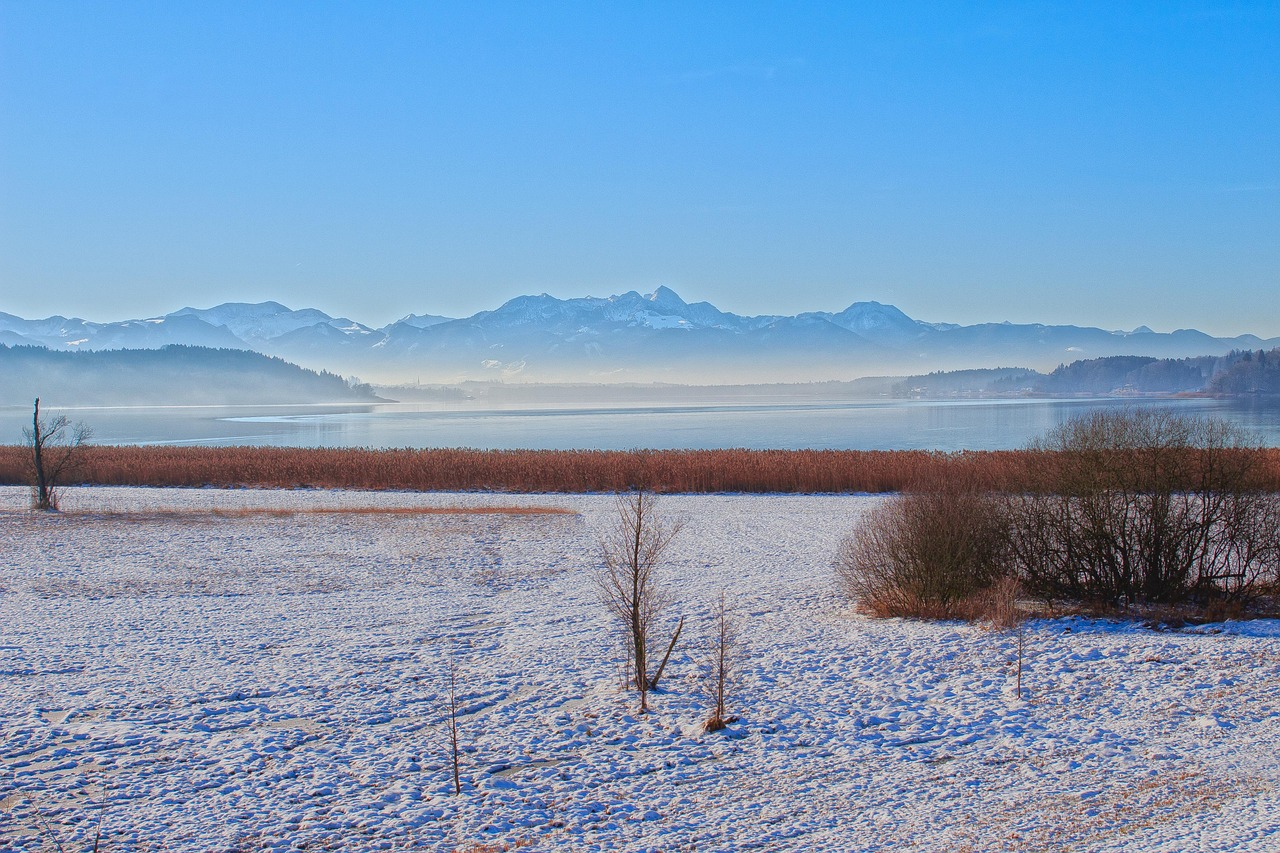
<box><xmin>597</xmin><ymin>489</ymin><xmax>684</xmax><ymax>713</ymax></box>
<box><xmin>24</xmin><ymin>397</ymin><xmax>91</xmax><ymax>511</ymax></box>
<box><xmin>702</xmin><ymin>592</ymin><xmax>740</xmax><ymax>732</ymax></box>
<box><xmin>445</xmin><ymin>657</ymin><xmax>463</xmax><ymax>795</ymax></box>
<box><xmin>411</xmin><ymin>650</ymin><xmax>470</xmax><ymax>796</ymax></box>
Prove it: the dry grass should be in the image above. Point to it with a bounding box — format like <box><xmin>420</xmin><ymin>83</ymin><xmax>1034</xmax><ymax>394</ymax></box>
<box><xmin>10</xmin><ymin>444</ymin><xmax>1266</xmax><ymax>494</ymax></box>
<box><xmin>46</xmin><ymin>506</ymin><xmax>576</xmax><ymax>518</ymax></box>
<box><xmin>452</xmin><ymin>839</ymin><xmax>533</xmax><ymax>853</ymax></box>
<box><xmin>948</xmin><ymin>767</ymin><xmax>1263</xmax><ymax>853</ymax></box>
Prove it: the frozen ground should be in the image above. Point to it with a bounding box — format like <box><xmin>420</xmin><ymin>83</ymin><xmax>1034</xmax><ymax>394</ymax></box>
<box><xmin>1</xmin><ymin>486</ymin><xmax>1278</xmax><ymax>852</ymax></box>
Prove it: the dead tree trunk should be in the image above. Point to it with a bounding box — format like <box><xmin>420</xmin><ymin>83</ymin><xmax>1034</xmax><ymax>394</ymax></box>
<box><xmin>24</xmin><ymin>398</ymin><xmax>89</xmax><ymax>512</ymax></box>
<box><xmin>31</xmin><ymin>398</ymin><xmax>50</xmax><ymax>510</ymax></box>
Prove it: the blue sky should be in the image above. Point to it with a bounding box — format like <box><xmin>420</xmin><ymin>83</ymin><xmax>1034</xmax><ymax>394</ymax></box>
<box><xmin>1</xmin><ymin>1</ymin><xmax>1277</xmax><ymax>335</ymax></box>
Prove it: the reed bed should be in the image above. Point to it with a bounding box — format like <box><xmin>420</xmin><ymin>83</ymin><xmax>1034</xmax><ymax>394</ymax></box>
<box><xmin>0</xmin><ymin>445</ymin><xmax>1277</xmax><ymax>494</ymax></box>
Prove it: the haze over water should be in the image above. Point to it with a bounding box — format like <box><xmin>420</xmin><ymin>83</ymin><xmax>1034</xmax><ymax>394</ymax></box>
<box><xmin>5</xmin><ymin>397</ymin><xmax>1279</xmax><ymax>452</ymax></box>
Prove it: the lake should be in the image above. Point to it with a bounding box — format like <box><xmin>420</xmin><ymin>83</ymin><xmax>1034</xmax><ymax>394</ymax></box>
<box><xmin>4</xmin><ymin>396</ymin><xmax>1280</xmax><ymax>451</ymax></box>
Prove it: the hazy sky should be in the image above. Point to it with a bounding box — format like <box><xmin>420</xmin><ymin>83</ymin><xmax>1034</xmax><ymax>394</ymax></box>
<box><xmin>1</xmin><ymin>1</ymin><xmax>1277</xmax><ymax>336</ymax></box>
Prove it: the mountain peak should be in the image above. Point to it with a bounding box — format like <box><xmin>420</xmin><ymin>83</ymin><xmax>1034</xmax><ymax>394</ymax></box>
<box><xmin>178</xmin><ymin>301</ymin><xmax>294</xmax><ymax>316</ymax></box>
<box><xmin>831</xmin><ymin>301</ymin><xmax>921</xmax><ymax>333</ymax></box>
<box><xmin>645</xmin><ymin>286</ymin><xmax>687</xmax><ymax>310</ymax></box>
<box><xmin>393</xmin><ymin>313</ymin><xmax>453</xmax><ymax>330</ymax></box>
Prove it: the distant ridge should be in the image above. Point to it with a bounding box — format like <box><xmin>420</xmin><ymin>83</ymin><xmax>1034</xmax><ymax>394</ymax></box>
<box><xmin>892</xmin><ymin>349</ymin><xmax>1280</xmax><ymax>397</ymax></box>
<box><xmin>2</xmin><ymin>289</ymin><xmax>1277</xmax><ymax>384</ymax></box>
<box><xmin>0</xmin><ymin>344</ymin><xmax>381</xmax><ymax>407</ymax></box>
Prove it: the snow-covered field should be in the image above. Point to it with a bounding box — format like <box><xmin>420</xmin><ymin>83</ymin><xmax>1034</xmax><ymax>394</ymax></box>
<box><xmin>2</xmin><ymin>486</ymin><xmax>1278</xmax><ymax>852</ymax></box>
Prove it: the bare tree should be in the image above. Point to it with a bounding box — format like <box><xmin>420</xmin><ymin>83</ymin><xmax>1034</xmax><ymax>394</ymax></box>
<box><xmin>597</xmin><ymin>489</ymin><xmax>684</xmax><ymax>713</ymax></box>
<box><xmin>445</xmin><ymin>657</ymin><xmax>462</xmax><ymax>796</ymax></box>
<box><xmin>702</xmin><ymin>592</ymin><xmax>739</xmax><ymax>732</ymax></box>
<box><xmin>410</xmin><ymin>651</ymin><xmax>471</xmax><ymax>797</ymax></box>
<box><xmin>24</xmin><ymin>397</ymin><xmax>91</xmax><ymax>511</ymax></box>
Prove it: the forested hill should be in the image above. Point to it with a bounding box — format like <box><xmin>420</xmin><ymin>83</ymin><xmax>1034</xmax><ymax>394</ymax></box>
<box><xmin>894</xmin><ymin>349</ymin><xmax>1280</xmax><ymax>397</ymax></box>
<box><xmin>0</xmin><ymin>345</ymin><xmax>382</xmax><ymax>406</ymax></box>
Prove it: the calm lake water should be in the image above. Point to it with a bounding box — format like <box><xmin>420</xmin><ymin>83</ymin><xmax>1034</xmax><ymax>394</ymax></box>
<box><xmin>4</xmin><ymin>397</ymin><xmax>1280</xmax><ymax>451</ymax></box>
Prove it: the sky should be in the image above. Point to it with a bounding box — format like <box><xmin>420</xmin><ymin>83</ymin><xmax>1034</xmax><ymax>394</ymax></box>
<box><xmin>1</xmin><ymin>1</ymin><xmax>1277</xmax><ymax>336</ymax></box>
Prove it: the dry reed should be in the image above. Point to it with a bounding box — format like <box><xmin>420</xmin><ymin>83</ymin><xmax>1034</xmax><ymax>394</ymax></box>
<box><xmin>0</xmin><ymin>445</ymin><xmax>1276</xmax><ymax>495</ymax></box>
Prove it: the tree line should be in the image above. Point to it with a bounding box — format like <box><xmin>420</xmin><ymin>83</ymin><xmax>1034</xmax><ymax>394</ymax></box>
<box><xmin>894</xmin><ymin>348</ymin><xmax>1280</xmax><ymax>397</ymax></box>
<box><xmin>0</xmin><ymin>344</ymin><xmax>379</xmax><ymax>406</ymax></box>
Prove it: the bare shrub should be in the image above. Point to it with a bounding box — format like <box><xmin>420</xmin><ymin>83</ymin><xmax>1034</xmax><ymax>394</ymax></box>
<box><xmin>1009</xmin><ymin>409</ymin><xmax>1280</xmax><ymax>608</ymax></box>
<box><xmin>701</xmin><ymin>592</ymin><xmax>739</xmax><ymax>732</ymax></box>
<box><xmin>597</xmin><ymin>490</ymin><xmax>685</xmax><ymax>713</ymax></box>
<box><xmin>836</xmin><ymin>482</ymin><xmax>1011</xmax><ymax>620</ymax></box>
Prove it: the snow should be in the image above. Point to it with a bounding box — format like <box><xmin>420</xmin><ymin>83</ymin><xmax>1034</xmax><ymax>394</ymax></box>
<box><xmin>2</xmin><ymin>487</ymin><xmax>1278</xmax><ymax>851</ymax></box>
<box><xmin>633</xmin><ymin>313</ymin><xmax>690</xmax><ymax>330</ymax></box>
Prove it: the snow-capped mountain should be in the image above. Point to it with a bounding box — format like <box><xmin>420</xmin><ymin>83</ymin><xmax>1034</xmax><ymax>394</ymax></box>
<box><xmin>0</xmin><ymin>310</ymin><xmax>247</xmax><ymax>351</ymax></box>
<box><xmin>797</xmin><ymin>301</ymin><xmax>933</xmax><ymax>346</ymax></box>
<box><xmin>455</xmin><ymin>286</ymin><xmax>768</xmax><ymax>334</ymax></box>
<box><xmin>1</xmin><ymin>290</ymin><xmax>1276</xmax><ymax>384</ymax></box>
<box><xmin>169</xmin><ymin>301</ymin><xmax>377</xmax><ymax>343</ymax></box>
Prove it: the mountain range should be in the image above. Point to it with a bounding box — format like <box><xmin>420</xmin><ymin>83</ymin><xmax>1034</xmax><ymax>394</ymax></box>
<box><xmin>3</xmin><ymin>287</ymin><xmax>1277</xmax><ymax>384</ymax></box>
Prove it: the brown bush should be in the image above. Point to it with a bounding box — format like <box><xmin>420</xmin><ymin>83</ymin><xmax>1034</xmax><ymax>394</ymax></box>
<box><xmin>835</xmin><ymin>482</ymin><xmax>1012</xmax><ymax>620</ymax></box>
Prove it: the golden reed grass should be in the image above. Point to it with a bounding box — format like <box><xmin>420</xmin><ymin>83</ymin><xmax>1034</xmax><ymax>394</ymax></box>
<box><xmin>0</xmin><ymin>445</ymin><xmax>1277</xmax><ymax>494</ymax></box>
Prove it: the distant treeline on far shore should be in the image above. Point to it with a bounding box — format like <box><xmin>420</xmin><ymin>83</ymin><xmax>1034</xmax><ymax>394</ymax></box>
<box><xmin>2</xmin><ymin>445</ymin><xmax>1279</xmax><ymax>494</ymax></box>
<box><xmin>0</xmin><ymin>344</ymin><xmax>379</xmax><ymax>406</ymax></box>
<box><xmin>895</xmin><ymin>348</ymin><xmax>1280</xmax><ymax>398</ymax></box>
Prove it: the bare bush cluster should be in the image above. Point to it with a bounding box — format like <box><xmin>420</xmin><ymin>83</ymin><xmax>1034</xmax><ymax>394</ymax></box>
<box><xmin>1009</xmin><ymin>409</ymin><xmax>1280</xmax><ymax>608</ymax></box>
<box><xmin>838</xmin><ymin>410</ymin><xmax>1280</xmax><ymax>619</ymax></box>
